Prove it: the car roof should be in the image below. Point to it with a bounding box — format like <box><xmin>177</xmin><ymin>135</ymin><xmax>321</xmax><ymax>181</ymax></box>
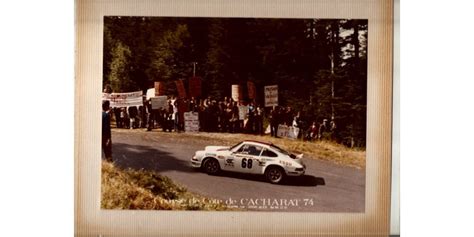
<box><xmin>242</xmin><ymin>140</ymin><xmax>273</xmax><ymax>147</ymax></box>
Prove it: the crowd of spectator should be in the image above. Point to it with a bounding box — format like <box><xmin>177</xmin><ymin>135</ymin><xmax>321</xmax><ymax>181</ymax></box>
<box><xmin>107</xmin><ymin>95</ymin><xmax>337</xmax><ymax>142</ymax></box>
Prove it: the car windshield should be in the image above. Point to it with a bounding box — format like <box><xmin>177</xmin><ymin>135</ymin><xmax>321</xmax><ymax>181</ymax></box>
<box><xmin>229</xmin><ymin>142</ymin><xmax>243</xmax><ymax>151</ymax></box>
<box><xmin>270</xmin><ymin>144</ymin><xmax>290</xmax><ymax>156</ymax></box>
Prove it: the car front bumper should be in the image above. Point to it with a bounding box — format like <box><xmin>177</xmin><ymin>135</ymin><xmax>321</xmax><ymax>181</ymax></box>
<box><xmin>190</xmin><ymin>156</ymin><xmax>202</xmax><ymax>168</ymax></box>
<box><xmin>286</xmin><ymin>169</ymin><xmax>305</xmax><ymax>176</ymax></box>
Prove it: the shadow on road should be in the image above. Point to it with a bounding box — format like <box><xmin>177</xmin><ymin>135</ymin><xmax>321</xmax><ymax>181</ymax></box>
<box><xmin>283</xmin><ymin>175</ymin><xmax>326</xmax><ymax>187</ymax></box>
<box><xmin>111</xmin><ymin>142</ymin><xmax>326</xmax><ymax>187</ymax></box>
<box><xmin>204</xmin><ymin>170</ymin><xmax>325</xmax><ymax>187</ymax></box>
<box><xmin>111</xmin><ymin>142</ymin><xmax>191</xmax><ymax>173</ymax></box>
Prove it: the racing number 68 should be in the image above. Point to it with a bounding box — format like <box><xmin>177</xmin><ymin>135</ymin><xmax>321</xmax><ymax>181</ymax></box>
<box><xmin>241</xmin><ymin>158</ymin><xmax>253</xmax><ymax>169</ymax></box>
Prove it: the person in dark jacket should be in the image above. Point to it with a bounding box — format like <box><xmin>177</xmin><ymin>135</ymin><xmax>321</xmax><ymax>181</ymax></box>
<box><xmin>269</xmin><ymin>106</ymin><xmax>280</xmax><ymax>137</ymax></box>
<box><xmin>318</xmin><ymin>119</ymin><xmax>329</xmax><ymax>140</ymax></box>
<box><xmin>114</xmin><ymin>107</ymin><xmax>122</xmax><ymax>128</ymax></box>
<box><xmin>145</xmin><ymin>100</ymin><xmax>154</xmax><ymax>131</ymax></box>
<box><xmin>128</xmin><ymin>106</ymin><xmax>138</xmax><ymax>129</ymax></box>
<box><xmin>102</xmin><ymin>100</ymin><xmax>112</xmax><ymax>162</ymax></box>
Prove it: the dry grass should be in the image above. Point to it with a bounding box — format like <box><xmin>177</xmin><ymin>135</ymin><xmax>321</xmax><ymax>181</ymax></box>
<box><xmin>101</xmin><ymin>161</ymin><xmax>228</xmax><ymax>210</ymax></box>
<box><xmin>146</xmin><ymin>131</ymin><xmax>365</xmax><ymax>169</ymax></box>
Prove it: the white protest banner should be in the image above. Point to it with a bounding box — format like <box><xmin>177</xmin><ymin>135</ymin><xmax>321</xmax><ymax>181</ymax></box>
<box><xmin>102</xmin><ymin>93</ymin><xmax>110</xmax><ymax>101</ymax></box>
<box><xmin>277</xmin><ymin>124</ymin><xmax>289</xmax><ymax>138</ymax></box>
<box><xmin>288</xmin><ymin>126</ymin><xmax>300</xmax><ymax>140</ymax></box>
<box><xmin>102</xmin><ymin>91</ymin><xmax>143</xmax><ymax>108</ymax></box>
<box><xmin>151</xmin><ymin>96</ymin><xmax>167</xmax><ymax>110</ymax></box>
<box><xmin>231</xmin><ymin>85</ymin><xmax>242</xmax><ymax>102</ymax></box>
<box><xmin>276</xmin><ymin>124</ymin><xmax>299</xmax><ymax>140</ymax></box>
<box><xmin>184</xmin><ymin>112</ymin><xmax>199</xmax><ymax>132</ymax></box>
<box><xmin>146</xmin><ymin>88</ymin><xmax>155</xmax><ymax>100</ymax></box>
<box><xmin>264</xmin><ymin>85</ymin><xmax>278</xmax><ymax>107</ymax></box>
<box><xmin>238</xmin><ymin>105</ymin><xmax>248</xmax><ymax>120</ymax></box>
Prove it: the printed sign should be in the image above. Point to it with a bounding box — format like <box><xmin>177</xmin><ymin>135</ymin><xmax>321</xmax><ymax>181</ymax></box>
<box><xmin>175</xmin><ymin>80</ymin><xmax>187</xmax><ymax>99</ymax></box>
<box><xmin>238</xmin><ymin>105</ymin><xmax>248</xmax><ymax>120</ymax></box>
<box><xmin>231</xmin><ymin>85</ymin><xmax>242</xmax><ymax>102</ymax></box>
<box><xmin>184</xmin><ymin>112</ymin><xmax>199</xmax><ymax>132</ymax></box>
<box><xmin>154</xmin><ymin>82</ymin><xmax>165</xmax><ymax>96</ymax></box>
<box><xmin>102</xmin><ymin>91</ymin><xmax>143</xmax><ymax>108</ymax></box>
<box><xmin>288</xmin><ymin>126</ymin><xmax>300</xmax><ymax>139</ymax></box>
<box><xmin>188</xmin><ymin>76</ymin><xmax>202</xmax><ymax>98</ymax></box>
<box><xmin>150</xmin><ymin>96</ymin><xmax>167</xmax><ymax>110</ymax></box>
<box><xmin>146</xmin><ymin>88</ymin><xmax>155</xmax><ymax>100</ymax></box>
<box><xmin>247</xmin><ymin>81</ymin><xmax>256</xmax><ymax>100</ymax></box>
<box><xmin>277</xmin><ymin>124</ymin><xmax>299</xmax><ymax>140</ymax></box>
<box><xmin>264</xmin><ymin>85</ymin><xmax>278</xmax><ymax>107</ymax></box>
<box><xmin>277</xmin><ymin>124</ymin><xmax>289</xmax><ymax>138</ymax></box>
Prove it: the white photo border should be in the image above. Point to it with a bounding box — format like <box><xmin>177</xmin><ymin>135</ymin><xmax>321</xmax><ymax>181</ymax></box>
<box><xmin>75</xmin><ymin>0</ymin><xmax>394</xmax><ymax>236</ymax></box>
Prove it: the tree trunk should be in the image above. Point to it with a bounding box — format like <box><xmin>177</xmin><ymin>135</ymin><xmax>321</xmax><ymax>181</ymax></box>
<box><xmin>350</xmin><ymin>21</ymin><xmax>360</xmax><ymax>146</ymax></box>
<box><xmin>329</xmin><ymin>21</ymin><xmax>339</xmax><ymax>120</ymax></box>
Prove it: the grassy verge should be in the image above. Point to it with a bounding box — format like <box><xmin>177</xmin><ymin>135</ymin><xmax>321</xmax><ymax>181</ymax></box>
<box><xmin>120</xmin><ymin>129</ymin><xmax>366</xmax><ymax>169</ymax></box>
<box><xmin>187</xmin><ymin>133</ymin><xmax>366</xmax><ymax>169</ymax></box>
<box><xmin>101</xmin><ymin>161</ymin><xmax>228</xmax><ymax>210</ymax></box>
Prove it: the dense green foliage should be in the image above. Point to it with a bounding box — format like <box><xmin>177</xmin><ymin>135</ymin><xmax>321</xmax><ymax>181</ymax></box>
<box><xmin>103</xmin><ymin>17</ymin><xmax>367</xmax><ymax>147</ymax></box>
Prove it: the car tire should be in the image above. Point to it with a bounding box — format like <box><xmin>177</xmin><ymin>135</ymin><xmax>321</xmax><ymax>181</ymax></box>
<box><xmin>203</xmin><ymin>158</ymin><xmax>220</xmax><ymax>175</ymax></box>
<box><xmin>265</xmin><ymin>166</ymin><xmax>285</xmax><ymax>184</ymax></box>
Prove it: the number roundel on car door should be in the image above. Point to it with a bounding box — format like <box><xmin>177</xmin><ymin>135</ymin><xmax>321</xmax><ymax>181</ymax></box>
<box><xmin>235</xmin><ymin>144</ymin><xmax>263</xmax><ymax>173</ymax></box>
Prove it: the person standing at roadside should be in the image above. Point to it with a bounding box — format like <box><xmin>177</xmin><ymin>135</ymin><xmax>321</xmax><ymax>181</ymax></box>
<box><xmin>113</xmin><ymin>107</ymin><xmax>121</xmax><ymax>128</ymax></box>
<box><xmin>318</xmin><ymin>119</ymin><xmax>329</xmax><ymax>140</ymax></box>
<box><xmin>329</xmin><ymin>118</ymin><xmax>337</xmax><ymax>141</ymax></box>
<box><xmin>120</xmin><ymin>107</ymin><xmax>128</xmax><ymax>128</ymax></box>
<box><xmin>307</xmin><ymin>121</ymin><xmax>318</xmax><ymax>141</ymax></box>
<box><xmin>269</xmin><ymin>106</ymin><xmax>279</xmax><ymax>137</ymax></box>
<box><xmin>102</xmin><ymin>100</ymin><xmax>112</xmax><ymax>162</ymax></box>
<box><xmin>145</xmin><ymin>100</ymin><xmax>154</xmax><ymax>131</ymax></box>
<box><xmin>254</xmin><ymin>105</ymin><xmax>263</xmax><ymax>135</ymax></box>
<box><xmin>166</xmin><ymin>100</ymin><xmax>175</xmax><ymax>132</ymax></box>
<box><xmin>128</xmin><ymin>106</ymin><xmax>138</xmax><ymax>129</ymax></box>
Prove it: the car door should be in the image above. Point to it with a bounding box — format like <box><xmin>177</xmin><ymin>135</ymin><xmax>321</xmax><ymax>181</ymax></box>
<box><xmin>221</xmin><ymin>142</ymin><xmax>243</xmax><ymax>171</ymax></box>
<box><xmin>256</xmin><ymin>148</ymin><xmax>279</xmax><ymax>174</ymax></box>
<box><xmin>232</xmin><ymin>144</ymin><xmax>264</xmax><ymax>174</ymax></box>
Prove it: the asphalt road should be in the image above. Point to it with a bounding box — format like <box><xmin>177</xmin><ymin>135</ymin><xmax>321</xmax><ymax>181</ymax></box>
<box><xmin>109</xmin><ymin>129</ymin><xmax>365</xmax><ymax>212</ymax></box>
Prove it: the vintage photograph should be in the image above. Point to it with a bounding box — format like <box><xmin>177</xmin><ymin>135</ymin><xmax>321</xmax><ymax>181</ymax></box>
<box><xmin>100</xmin><ymin>16</ymin><xmax>368</xmax><ymax>212</ymax></box>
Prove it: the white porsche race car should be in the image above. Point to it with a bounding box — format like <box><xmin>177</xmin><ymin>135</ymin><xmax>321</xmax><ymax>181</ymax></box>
<box><xmin>191</xmin><ymin>140</ymin><xmax>306</xmax><ymax>184</ymax></box>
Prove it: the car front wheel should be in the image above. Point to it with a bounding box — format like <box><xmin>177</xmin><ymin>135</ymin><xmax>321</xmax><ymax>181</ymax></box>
<box><xmin>265</xmin><ymin>166</ymin><xmax>285</xmax><ymax>184</ymax></box>
<box><xmin>203</xmin><ymin>158</ymin><xmax>220</xmax><ymax>175</ymax></box>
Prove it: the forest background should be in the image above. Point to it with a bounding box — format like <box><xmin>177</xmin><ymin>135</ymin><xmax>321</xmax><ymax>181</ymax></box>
<box><xmin>102</xmin><ymin>17</ymin><xmax>368</xmax><ymax>147</ymax></box>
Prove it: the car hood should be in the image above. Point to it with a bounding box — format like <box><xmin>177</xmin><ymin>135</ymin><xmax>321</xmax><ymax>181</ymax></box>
<box><xmin>291</xmin><ymin>154</ymin><xmax>304</xmax><ymax>165</ymax></box>
<box><xmin>204</xmin><ymin>146</ymin><xmax>230</xmax><ymax>152</ymax></box>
